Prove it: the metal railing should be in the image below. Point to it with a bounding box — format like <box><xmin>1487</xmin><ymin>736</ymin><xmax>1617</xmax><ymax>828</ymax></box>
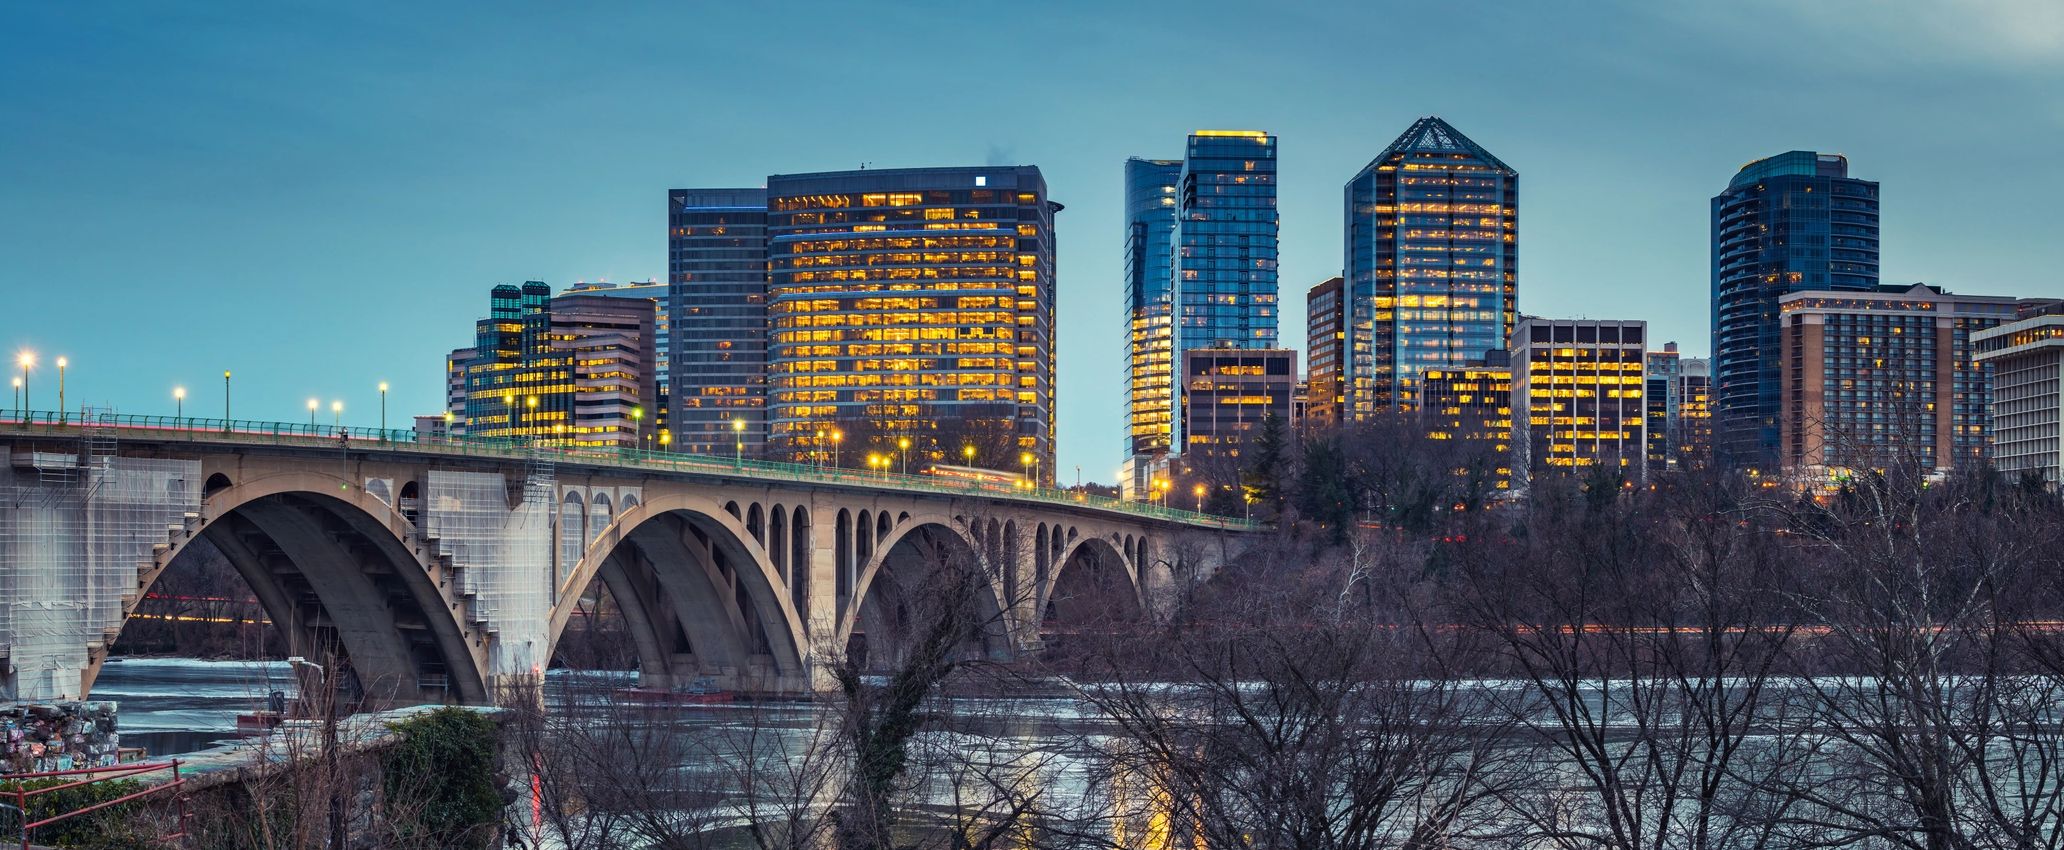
<box><xmin>0</xmin><ymin>411</ymin><xmax>1259</xmax><ymax>530</ymax></box>
<box><xmin>0</xmin><ymin>760</ymin><xmax>187</xmax><ymax>849</ymax></box>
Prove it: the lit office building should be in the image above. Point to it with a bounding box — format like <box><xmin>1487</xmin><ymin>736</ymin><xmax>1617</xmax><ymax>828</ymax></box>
<box><xmin>1511</xmin><ymin>317</ymin><xmax>1648</xmax><ymax>482</ymax></box>
<box><xmin>1645</xmin><ymin>343</ymin><xmax>1685</xmax><ymax>473</ymax></box>
<box><xmin>460</xmin><ymin>283</ymin><xmax>658</xmax><ymax>448</ymax></box>
<box><xmin>1778</xmin><ymin>283</ymin><xmax>2014</xmax><ymax>475</ymax></box>
<box><xmin>1180</xmin><ymin>348</ymin><xmax>1296</xmax><ymax>454</ymax></box>
<box><xmin>1974</xmin><ymin>309</ymin><xmax>2064</xmax><ymax>484</ymax></box>
<box><xmin>1678</xmin><ymin>359</ymin><xmax>1713</xmax><ymax>471</ymax></box>
<box><xmin>1305</xmin><ymin>275</ymin><xmax>1345</xmax><ymax>429</ymax></box>
<box><xmin>566</xmin><ymin>279</ymin><xmax>669</xmax><ymax>431</ymax></box>
<box><xmin>764</xmin><ymin>167</ymin><xmax>1059</xmax><ymax>480</ymax></box>
<box><xmin>669</xmin><ymin>188</ymin><xmax>770</xmax><ymax>456</ymax></box>
<box><xmin>1422</xmin><ymin>359</ymin><xmax>1514</xmax><ymax>491</ymax></box>
<box><xmin>1344</xmin><ymin>117</ymin><xmax>1518</xmax><ymax>416</ymax></box>
<box><xmin>1712</xmin><ymin>152</ymin><xmax>1880</xmax><ymax>469</ymax></box>
<box><xmin>1123</xmin><ymin>158</ymin><xmax>1182</xmax><ymax>459</ymax></box>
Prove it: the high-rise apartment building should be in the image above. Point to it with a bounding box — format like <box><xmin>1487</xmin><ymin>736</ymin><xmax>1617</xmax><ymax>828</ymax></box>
<box><xmin>1712</xmin><ymin>151</ymin><xmax>1880</xmax><ymax>470</ymax></box>
<box><xmin>1975</xmin><ymin>310</ymin><xmax>2064</xmax><ymax>484</ymax></box>
<box><xmin>1678</xmin><ymin>358</ymin><xmax>1714</xmax><ymax>471</ymax></box>
<box><xmin>460</xmin><ymin>284</ymin><xmax>658</xmax><ymax>448</ymax></box>
<box><xmin>1305</xmin><ymin>276</ymin><xmax>1346</xmax><ymax>429</ymax></box>
<box><xmin>763</xmin><ymin>167</ymin><xmax>1059</xmax><ymax>480</ymax></box>
<box><xmin>1179</xmin><ymin>348</ymin><xmax>1296</xmax><ymax>454</ymax></box>
<box><xmin>1511</xmin><ymin>317</ymin><xmax>1648</xmax><ymax>482</ymax></box>
<box><xmin>1123</xmin><ymin>158</ymin><xmax>1182</xmax><ymax>458</ymax></box>
<box><xmin>1422</xmin><ymin>359</ymin><xmax>1515</xmax><ymax>492</ymax></box>
<box><xmin>1645</xmin><ymin>343</ymin><xmax>1685</xmax><ymax>472</ymax></box>
<box><xmin>1777</xmin><ymin>283</ymin><xmax>2014</xmax><ymax>475</ymax></box>
<box><xmin>1344</xmin><ymin>117</ymin><xmax>1518</xmax><ymax>416</ymax></box>
<box><xmin>668</xmin><ymin>188</ymin><xmax>770</xmax><ymax>456</ymax></box>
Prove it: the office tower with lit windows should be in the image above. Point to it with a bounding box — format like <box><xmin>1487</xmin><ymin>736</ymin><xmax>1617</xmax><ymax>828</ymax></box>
<box><xmin>1179</xmin><ymin>348</ymin><xmax>1296</xmax><ymax>454</ymax></box>
<box><xmin>460</xmin><ymin>283</ymin><xmax>658</xmax><ymax>448</ymax></box>
<box><xmin>1712</xmin><ymin>151</ymin><xmax>1880</xmax><ymax>470</ymax></box>
<box><xmin>1305</xmin><ymin>275</ymin><xmax>1346</xmax><ymax>429</ymax></box>
<box><xmin>763</xmin><ymin>167</ymin><xmax>1059</xmax><ymax>481</ymax></box>
<box><xmin>1974</xmin><ymin>306</ymin><xmax>2064</xmax><ymax>484</ymax></box>
<box><xmin>1422</xmin><ymin>357</ymin><xmax>1514</xmax><ymax>492</ymax></box>
<box><xmin>669</xmin><ymin>188</ymin><xmax>770</xmax><ymax>456</ymax></box>
<box><xmin>1777</xmin><ymin>283</ymin><xmax>2014</xmax><ymax>475</ymax></box>
<box><xmin>567</xmin><ymin>279</ymin><xmax>670</xmax><ymax>431</ymax></box>
<box><xmin>1645</xmin><ymin>343</ymin><xmax>1684</xmax><ymax>472</ymax></box>
<box><xmin>1678</xmin><ymin>361</ymin><xmax>1713</xmax><ymax>471</ymax></box>
<box><xmin>1123</xmin><ymin>158</ymin><xmax>1182</xmax><ymax>459</ymax></box>
<box><xmin>1173</xmin><ymin>131</ymin><xmax>1279</xmax><ymax>354</ymax></box>
<box><xmin>1511</xmin><ymin>317</ymin><xmax>1648</xmax><ymax>483</ymax></box>
<box><xmin>1343</xmin><ymin>117</ymin><xmax>1518</xmax><ymax>417</ymax></box>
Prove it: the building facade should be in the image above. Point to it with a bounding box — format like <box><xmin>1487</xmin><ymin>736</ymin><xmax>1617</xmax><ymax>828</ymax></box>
<box><xmin>1343</xmin><ymin>116</ymin><xmax>1518</xmax><ymax>417</ymax></box>
<box><xmin>1169</xmin><ymin>132</ymin><xmax>1279</xmax><ymax>446</ymax></box>
<box><xmin>1711</xmin><ymin>151</ymin><xmax>1880</xmax><ymax>470</ymax></box>
<box><xmin>460</xmin><ymin>284</ymin><xmax>658</xmax><ymax>448</ymax></box>
<box><xmin>1678</xmin><ymin>358</ymin><xmax>1713</xmax><ymax>471</ymax></box>
<box><xmin>444</xmin><ymin>346</ymin><xmax>477</xmax><ymax>437</ymax></box>
<box><xmin>1422</xmin><ymin>359</ymin><xmax>1514</xmax><ymax>492</ymax></box>
<box><xmin>1123</xmin><ymin>158</ymin><xmax>1182</xmax><ymax>459</ymax></box>
<box><xmin>1778</xmin><ymin>283</ymin><xmax>2014</xmax><ymax>475</ymax></box>
<box><xmin>763</xmin><ymin>167</ymin><xmax>1059</xmax><ymax>481</ymax></box>
<box><xmin>566</xmin><ymin>279</ymin><xmax>669</xmax><ymax>430</ymax></box>
<box><xmin>1305</xmin><ymin>275</ymin><xmax>1345</xmax><ymax>430</ymax></box>
<box><xmin>1645</xmin><ymin>343</ymin><xmax>1684</xmax><ymax>473</ymax></box>
<box><xmin>668</xmin><ymin>188</ymin><xmax>770</xmax><ymax>456</ymax></box>
<box><xmin>1511</xmin><ymin>317</ymin><xmax>1648</xmax><ymax>483</ymax></box>
<box><xmin>1179</xmin><ymin>348</ymin><xmax>1296</xmax><ymax>454</ymax></box>
<box><xmin>1974</xmin><ymin>313</ymin><xmax>2064</xmax><ymax>484</ymax></box>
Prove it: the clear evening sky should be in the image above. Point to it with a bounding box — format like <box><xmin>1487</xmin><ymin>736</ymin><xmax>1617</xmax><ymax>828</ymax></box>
<box><xmin>4</xmin><ymin>2</ymin><xmax>2061</xmax><ymax>480</ymax></box>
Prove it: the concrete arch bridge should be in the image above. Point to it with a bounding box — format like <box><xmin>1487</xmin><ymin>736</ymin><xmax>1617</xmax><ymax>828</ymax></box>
<box><xmin>0</xmin><ymin>417</ymin><xmax>1255</xmax><ymax>706</ymax></box>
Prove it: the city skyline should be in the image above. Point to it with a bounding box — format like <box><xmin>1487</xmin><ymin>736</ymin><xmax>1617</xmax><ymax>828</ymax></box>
<box><xmin>6</xmin><ymin>2</ymin><xmax>2062</xmax><ymax>481</ymax></box>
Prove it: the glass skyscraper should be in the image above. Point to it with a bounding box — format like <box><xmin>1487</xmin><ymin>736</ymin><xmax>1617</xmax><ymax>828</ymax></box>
<box><xmin>1123</xmin><ymin>158</ymin><xmax>1182</xmax><ymax>457</ymax></box>
<box><xmin>668</xmin><ymin>188</ymin><xmax>770</xmax><ymax>456</ymax></box>
<box><xmin>1165</xmin><ymin>132</ymin><xmax>1279</xmax><ymax>450</ymax></box>
<box><xmin>1343</xmin><ymin>117</ymin><xmax>1518</xmax><ymax>416</ymax></box>
<box><xmin>764</xmin><ymin>166</ymin><xmax>1059</xmax><ymax>480</ymax></box>
<box><xmin>1710</xmin><ymin>151</ymin><xmax>1879</xmax><ymax>469</ymax></box>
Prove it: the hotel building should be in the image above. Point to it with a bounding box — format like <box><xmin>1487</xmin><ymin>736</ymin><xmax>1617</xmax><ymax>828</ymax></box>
<box><xmin>1975</xmin><ymin>308</ymin><xmax>2064</xmax><ymax>483</ymax></box>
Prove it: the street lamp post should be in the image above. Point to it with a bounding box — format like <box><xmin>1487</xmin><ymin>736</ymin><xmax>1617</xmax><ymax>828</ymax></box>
<box><xmin>831</xmin><ymin>429</ymin><xmax>843</xmax><ymax>469</ymax></box>
<box><xmin>732</xmin><ymin>417</ymin><xmax>746</xmax><ymax>466</ymax></box>
<box><xmin>174</xmin><ymin>387</ymin><xmax>185</xmax><ymax>426</ymax></box>
<box><xmin>1020</xmin><ymin>452</ymin><xmax>1033</xmax><ymax>488</ymax></box>
<box><xmin>308</xmin><ymin>398</ymin><xmax>319</xmax><ymax>428</ymax></box>
<box><xmin>331</xmin><ymin>400</ymin><xmax>342</xmax><ymax>430</ymax></box>
<box><xmin>377</xmin><ymin>381</ymin><xmax>388</xmax><ymax>435</ymax></box>
<box><xmin>223</xmin><ymin>371</ymin><xmax>231</xmax><ymax>427</ymax></box>
<box><xmin>1193</xmin><ymin>484</ymin><xmax>1206</xmax><ymax>514</ymax></box>
<box><xmin>963</xmin><ymin>445</ymin><xmax>976</xmax><ymax>467</ymax></box>
<box><xmin>897</xmin><ymin>436</ymin><xmax>911</xmax><ymax>475</ymax></box>
<box><xmin>15</xmin><ymin>352</ymin><xmax>32</xmax><ymax>420</ymax></box>
<box><xmin>815</xmin><ymin>429</ymin><xmax>827</xmax><ymax>467</ymax></box>
<box><xmin>526</xmin><ymin>396</ymin><xmax>539</xmax><ymax>444</ymax></box>
<box><xmin>55</xmin><ymin>356</ymin><xmax>66</xmax><ymax>424</ymax></box>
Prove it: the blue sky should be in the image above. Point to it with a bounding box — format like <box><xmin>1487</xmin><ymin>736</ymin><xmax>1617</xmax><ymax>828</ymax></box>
<box><xmin>4</xmin><ymin>1</ymin><xmax>2061</xmax><ymax>480</ymax></box>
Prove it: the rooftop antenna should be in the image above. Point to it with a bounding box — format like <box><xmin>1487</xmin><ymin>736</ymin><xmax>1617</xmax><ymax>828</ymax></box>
<box><xmin>860</xmin><ymin>161</ymin><xmax>870</xmax><ymax>170</ymax></box>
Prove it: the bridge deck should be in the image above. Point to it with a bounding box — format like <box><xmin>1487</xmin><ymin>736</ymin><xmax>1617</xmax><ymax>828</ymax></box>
<box><xmin>0</xmin><ymin>412</ymin><xmax>1257</xmax><ymax>531</ymax></box>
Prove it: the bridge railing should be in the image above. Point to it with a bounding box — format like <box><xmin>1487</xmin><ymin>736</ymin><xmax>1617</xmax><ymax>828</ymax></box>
<box><xmin>0</xmin><ymin>411</ymin><xmax>1260</xmax><ymax>530</ymax></box>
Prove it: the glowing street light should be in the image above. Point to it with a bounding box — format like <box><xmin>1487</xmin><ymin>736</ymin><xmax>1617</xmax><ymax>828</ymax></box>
<box><xmin>377</xmin><ymin>381</ymin><xmax>389</xmax><ymax>433</ymax></box>
<box><xmin>1021</xmin><ymin>452</ymin><xmax>1034</xmax><ymax>487</ymax></box>
<box><xmin>15</xmin><ymin>351</ymin><xmax>32</xmax><ymax>417</ymax></box>
<box><xmin>223</xmin><ymin>371</ymin><xmax>232</xmax><ymax>426</ymax></box>
<box><xmin>331</xmin><ymin>400</ymin><xmax>343</xmax><ymax>429</ymax></box>
<box><xmin>831</xmin><ymin>429</ymin><xmax>843</xmax><ymax>468</ymax></box>
<box><xmin>963</xmin><ymin>444</ymin><xmax>976</xmax><ymax>465</ymax></box>
<box><xmin>55</xmin><ymin>356</ymin><xmax>66</xmax><ymax>424</ymax></box>
<box><xmin>308</xmin><ymin>398</ymin><xmax>320</xmax><ymax>428</ymax></box>
<box><xmin>174</xmin><ymin>386</ymin><xmax>186</xmax><ymax>423</ymax></box>
<box><xmin>731</xmin><ymin>417</ymin><xmax>747</xmax><ymax>466</ymax></box>
<box><xmin>897</xmin><ymin>436</ymin><xmax>911</xmax><ymax>475</ymax></box>
<box><xmin>1193</xmin><ymin>483</ymin><xmax>1207</xmax><ymax>514</ymax></box>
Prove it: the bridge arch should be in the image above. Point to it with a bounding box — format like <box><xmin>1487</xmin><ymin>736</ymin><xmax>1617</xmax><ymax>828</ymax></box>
<box><xmin>548</xmin><ymin>492</ymin><xmax>810</xmax><ymax>693</ymax></box>
<box><xmin>1039</xmin><ymin>534</ymin><xmax>1144</xmax><ymax>650</ymax></box>
<box><xmin>839</xmin><ymin>513</ymin><xmax>1010</xmax><ymax>672</ymax></box>
<box><xmin>98</xmin><ymin>470</ymin><xmax>488</xmax><ymax>706</ymax></box>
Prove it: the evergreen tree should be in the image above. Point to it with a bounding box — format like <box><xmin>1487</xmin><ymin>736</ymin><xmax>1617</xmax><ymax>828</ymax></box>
<box><xmin>1241</xmin><ymin>411</ymin><xmax>1291</xmax><ymax>520</ymax></box>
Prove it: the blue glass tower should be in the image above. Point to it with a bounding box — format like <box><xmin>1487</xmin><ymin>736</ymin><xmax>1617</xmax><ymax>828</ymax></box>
<box><xmin>1123</xmin><ymin>158</ymin><xmax>1181</xmax><ymax>457</ymax></box>
<box><xmin>1710</xmin><ymin>151</ymin><xmax>1879</xmax><ymax>468</ymax></box>
<box><xmin>1343</xmin><ymin>117</ymin><xmax>1517</xmax><ymax>415</ymax></box>
<box><xmin>1170</xmin><ymin>131</ymin><xmax>1279</xmax><ymax>445</ymax></box>
<box><xmin>668</xmin><ymin>188</ymin><xmax>770</xmax><ymax>456</ymax></box>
